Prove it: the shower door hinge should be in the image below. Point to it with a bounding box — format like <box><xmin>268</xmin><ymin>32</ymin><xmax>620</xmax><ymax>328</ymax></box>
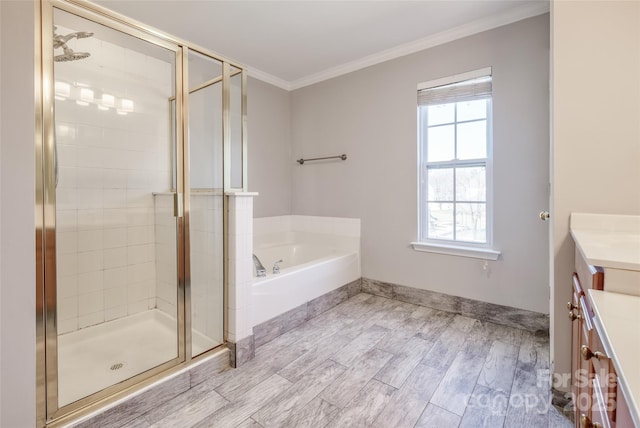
<box><xmin>174</xmin><ymin>192</ymin><xmax>183</xmax><ymax>218</ymax></box>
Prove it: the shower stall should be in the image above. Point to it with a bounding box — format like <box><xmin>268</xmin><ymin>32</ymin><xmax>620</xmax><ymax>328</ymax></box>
<box><xmin>35</xmin><ymin>0</ymin><xmax>246</xmax><ymax>424</ymax></box>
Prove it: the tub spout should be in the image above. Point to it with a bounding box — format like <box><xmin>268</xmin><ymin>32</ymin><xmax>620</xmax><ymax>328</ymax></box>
<box><xmin>273</xmin><ymin>259</ymin><xmax>283</xmax><ymax>274</ymax></box>
<box><xmin>253</xmin><ymin>254</ymin><xmax>266</xmax><ymax>277</ymax></box>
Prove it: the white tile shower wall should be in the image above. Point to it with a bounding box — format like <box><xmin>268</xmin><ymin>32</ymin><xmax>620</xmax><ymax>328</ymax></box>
<box><xmin>55</xmin><ymin>29</ymin><xmax>173</xmax><ymax>334</ymax></box>
<box><xmin>227</xmin><ymin>194</ymin><xmax>256</xmax><ymax>342</ymax></box>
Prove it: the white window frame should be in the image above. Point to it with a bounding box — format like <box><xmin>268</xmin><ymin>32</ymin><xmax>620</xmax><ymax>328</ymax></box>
<box><xmin>412</xmin><ymin>68</ymin><xmax>500</xmax><ymax>260</ymax></box>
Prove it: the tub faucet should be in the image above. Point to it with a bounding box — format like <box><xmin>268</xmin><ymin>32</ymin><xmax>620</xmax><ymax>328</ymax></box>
<box><xmin>253</xmin><ymin>254</ymin><xmax>266</xmax><ymax>277</ymax></box>
<box><xmin>273</xmin><ymin>259</ymin><xmax>283</xmax><ymax>274</ymax></box>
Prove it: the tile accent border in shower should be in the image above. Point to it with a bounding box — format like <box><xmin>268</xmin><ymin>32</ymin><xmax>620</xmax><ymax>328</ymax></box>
<box><xmin>362</xmin><ymin>278</ymin><xmax>549</xmax><ymax>333</ymax></box>
<box><xmin>252</xmin><ymin>278</ymin><xmax>363</xmax><ymax>349</ymax></box>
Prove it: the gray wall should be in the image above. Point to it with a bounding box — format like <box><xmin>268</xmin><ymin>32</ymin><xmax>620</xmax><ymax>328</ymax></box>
<box><xmin>0</xmin><ymin>1</ymin><xmax>36</xmax><ymax>426</ymax></box>
<box><xmin>551</xmin><ymin>1</ymin><xmax>640</xmax><ymax>389</ymax></box>
<box><xmin>247</xmin><ymin>77</ymin><xmax>292</xmax><ymax>217</ymax></box>
<box><xmin>0</xmin><ymin>5</ymin><xmax>554</xmax><ymax>426</ymax></box>
<box><xmin>290</xmin><ymin>15</ymin><xmax>551</xmax><ymax>314</ymax></box>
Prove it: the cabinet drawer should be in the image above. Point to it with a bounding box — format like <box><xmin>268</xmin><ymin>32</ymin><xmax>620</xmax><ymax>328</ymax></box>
<box><xmin>575</xmin><ymin>247</ymin><xmax>604</xmax><ymax>290</ymax></box>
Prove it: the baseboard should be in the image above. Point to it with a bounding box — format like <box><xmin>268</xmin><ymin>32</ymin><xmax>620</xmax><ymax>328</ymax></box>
<box><xmin>551</xmin><ymin>387</ymin><xmax>575</xmax><ymax>423</ymax></box>
<box><xmin>362</xmin><ymin>277</ymin><xmax>549</xmax><ymax>333</ymax></box>
<box><xmin>228</xmin><ymin>335</ymin><xmax>255</xmax><ymax>368</ymax></box>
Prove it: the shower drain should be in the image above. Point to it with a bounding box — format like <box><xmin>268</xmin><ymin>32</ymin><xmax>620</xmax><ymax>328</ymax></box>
<box><xmin>110</xmin><ymin>363</ymin><xmax>124</xmax><ymax>371</ymax></box>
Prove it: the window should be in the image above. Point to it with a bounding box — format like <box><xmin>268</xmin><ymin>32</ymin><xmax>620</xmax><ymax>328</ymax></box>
<box><xmin>416</xmin><ymin>70</ymin><xmax>496</xmax><ymax>257</ymax></box>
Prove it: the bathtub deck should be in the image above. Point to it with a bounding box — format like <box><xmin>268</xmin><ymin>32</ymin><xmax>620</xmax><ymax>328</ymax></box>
<box><xmin>121</xmin><ymin>293</ymin><xmax>571</xmax><ymax>428</ymax></box>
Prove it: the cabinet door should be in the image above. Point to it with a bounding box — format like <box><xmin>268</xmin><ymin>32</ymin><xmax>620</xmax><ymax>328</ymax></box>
<box><xmin>578</xmin><ymin>295</ymin><xmax>594</xmax><ymax>424</ymax></box>
<box><xmin>571</xmin><ymin>275</ymin><xmax>583</xmax><ymax>402</ymax></box>
<box><xmin>591</xmin><ymin>327</ymin><xmax>616</xmax><ymax>423</ymax></box>
<box><xmin>590</xmin><ymin>375</ymin><xmax>610</xmax><ymax>428</ymax></box>
<box><xmin>616</xmin><ymin>383</ymin><xmax>635</xmax><ymax>428</ymax></box>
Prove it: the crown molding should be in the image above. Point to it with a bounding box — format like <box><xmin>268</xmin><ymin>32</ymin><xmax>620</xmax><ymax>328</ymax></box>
<box><xmin>247</xmin><ymin>67</ymin><xmax>292</xmax><ymax>91</ymax></box>
<box><xmin>285</xmin><ymin>1</ymin><xmax>550</xmax><ymax>91</ymax></box>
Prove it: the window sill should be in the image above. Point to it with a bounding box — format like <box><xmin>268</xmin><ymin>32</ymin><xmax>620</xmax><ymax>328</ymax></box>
<box><xmin>410</xmin><ymin>241</ymin><xmax>500</xmax><ymax>261</ymax></box>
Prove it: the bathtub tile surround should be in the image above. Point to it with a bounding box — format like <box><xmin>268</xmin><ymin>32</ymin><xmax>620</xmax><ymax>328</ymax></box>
<box><xmin>253</xmin><ymin>215</ymin><xmax>361</xmax><ymax>240</ymax></box>
<box><xmin>227</xmin><ymin>193</ymin><xmax>258</xmax><ymax>365</ymax></box>
<box><xmin>362</xmin><ymin>278</ymin><xmax>549</xmax><ymax>333</ymax></box>
<box><xmin>254</xmin><ymin>304</ymin><xmax>308</xmax><ymax>348</ymax></box>
<box><xmin>307</xmin><ymin>283</ymin><xmax>350</xmax><ymax>319</ymax></box>
<box><xmin>252</xmin><ymin>215</ymin><xmax>361</xmax><ymax>328</ymax></box>
<box><xmin>253</xmin><ymin>279</ymin><xmax>362</xmax><ymax>347</ymax></box>
<box><xmin>113</xmin><ymin>293</ymin><xmax>570</xmax><ymax>428</ymax></box>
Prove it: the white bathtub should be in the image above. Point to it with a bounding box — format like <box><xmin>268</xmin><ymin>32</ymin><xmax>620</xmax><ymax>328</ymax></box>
<box><xmin>252</xmin><ymin>216</ymin><xmax>361</xmax><ymax>326</ymax></box>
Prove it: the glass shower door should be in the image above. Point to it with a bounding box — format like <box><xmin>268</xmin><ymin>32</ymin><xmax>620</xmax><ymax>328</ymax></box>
<box><xmin>186</xmin><ymin>50</ymin><xmax>225</xmax><ymax>356</ymax></box>
<box><xmin>51</xmin><ymin>6</ymin><xmax>181</xmax><ymax>408</ymax></box>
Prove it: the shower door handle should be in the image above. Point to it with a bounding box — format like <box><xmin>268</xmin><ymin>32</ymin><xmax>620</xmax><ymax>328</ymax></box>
<box><xmin>174</xmin><ymin>192</ymin><xmax>183</xmax><ymax>218</ymax></box>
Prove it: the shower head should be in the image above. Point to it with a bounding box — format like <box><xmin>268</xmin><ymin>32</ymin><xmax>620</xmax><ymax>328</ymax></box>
<box><xmin>74</xmin><ymin>31</ymin><xmax>94</xmax><ymax>39</ymax></box>
<box><xmin>54</xmin><ymin>46</ymin><xmax>91</xmax><ymax>62</ymax></box>
<box><xmin>53</xmin><ymin>27</ymin><xmax>94</xmax><ymax>49</ymax></box>
<box><xmin>53</xmin><ymin>26</ymin><xmax>93</xmax><ymax>62</ymax></box>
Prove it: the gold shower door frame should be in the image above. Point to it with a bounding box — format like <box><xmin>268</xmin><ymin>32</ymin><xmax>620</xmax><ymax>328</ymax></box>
<box><xmin>35</xmin><ymin>0</ymin><xmax>247</xmax><ymax>425</ymax></box>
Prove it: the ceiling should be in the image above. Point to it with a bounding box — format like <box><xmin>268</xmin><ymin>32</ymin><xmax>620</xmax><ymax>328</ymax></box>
<box><xmin>96</xmin><ymin>0</ymin><xmax>549</xmax><ymax>90</ymax></box>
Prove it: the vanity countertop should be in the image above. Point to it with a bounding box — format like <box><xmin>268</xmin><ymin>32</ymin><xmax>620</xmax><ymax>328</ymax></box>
<box><xmin>570</xmin><ymin>213</ymin><xmax>640</xmax><ymax>271</ymax></box>
<box><xmin>588</xmin><ymin>289</ymin><xmax>640</xmax><ymax>427</ymax></box>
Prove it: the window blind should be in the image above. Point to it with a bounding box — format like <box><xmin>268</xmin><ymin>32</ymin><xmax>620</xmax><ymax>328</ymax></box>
<box><xmin>417</xmin><ymin>76</ymin><xmax>492</xmax><ymax>106</ymax></box>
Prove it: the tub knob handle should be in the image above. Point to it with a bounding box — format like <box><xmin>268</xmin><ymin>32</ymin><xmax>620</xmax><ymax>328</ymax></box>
<box><xmin>273</xmin><ymin>259</ymin><xmax>283</xmax><ymax>274</ymax></box>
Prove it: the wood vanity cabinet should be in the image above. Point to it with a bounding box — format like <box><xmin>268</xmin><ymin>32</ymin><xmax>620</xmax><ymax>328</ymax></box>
<box><xmin>570</xmin><ymin>273</ymin><xmax>593</xmax><ymax>425</ymax></box>
<box><xmin>570</xmin><ymin>250</ymin><xmax>635</xmax><ymax>428</ymax></box>
<box><xmin>587</xmin><ymin>322</ymin><xmax>615</xmax><ymax>427</ymax></box>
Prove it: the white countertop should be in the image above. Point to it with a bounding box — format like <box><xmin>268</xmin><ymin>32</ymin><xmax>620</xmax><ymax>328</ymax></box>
<box><xmin>570</xmin><ymin>213</ymin><xmax>640</xmax><ymax>271</ymax></box>
<box><xmin>588</xmin><ymin>289</ymin><xmax>640</xmax><ymax>427</ymax></box>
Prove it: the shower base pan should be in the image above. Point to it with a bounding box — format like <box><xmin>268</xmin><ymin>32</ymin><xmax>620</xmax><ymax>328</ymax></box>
<box><xmin>57</xmin><ymin>309</ymin><xmax>217</xmax><ymax>406</ymax></box>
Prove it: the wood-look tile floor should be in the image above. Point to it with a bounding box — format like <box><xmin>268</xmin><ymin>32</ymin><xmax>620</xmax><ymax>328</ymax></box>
<box><xmin>129</xmin><ymin>293</ymin><xmax>572</xmax><ymax>428</ymax></box>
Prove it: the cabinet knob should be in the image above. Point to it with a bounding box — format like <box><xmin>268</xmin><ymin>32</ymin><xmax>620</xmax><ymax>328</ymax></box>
<box><xmin>581</xmin><ymin>345</ymin><xmax>605</xmax><ymax>361</ymax></box>
<box><xmin>580</xmin><ymin>414</ymin><xmax>603</xmax><ymax>428</ymax></box>
<box><xmin>568</xmin><ymin>310</ymin><xmax>581</xmax><ymax>321</ymax></box>
<box><xmin>567</xmin><ymin>301</ymin><xmax>578</xmax><ymax>310</ymax></box>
